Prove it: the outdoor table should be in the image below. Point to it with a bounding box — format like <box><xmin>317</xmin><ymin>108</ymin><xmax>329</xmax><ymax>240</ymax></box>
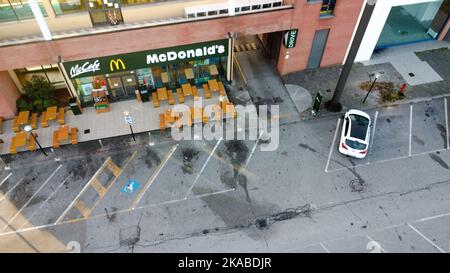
<box><xmin>58</xmin><ymin>125</ymin><xmax>70</xmax><ymax>141</ymax></box>
<box><xmin>157</xmin><ymin>88</ymin><xmax>168</xmax><ymax>100</ymax></box>
<box><xmin>208</xmin><ymin>79</ymin><xmax>219</xmax><ymax>92</ymax></box>
<box><xmin>17</xmin><ymin>111</ymin><xmax>30</xmax><ymax>125</ymax></box>
<box><xmin>191</xmin><ymin>107</ymin><xmax>203</xmax><ymax>121</ymax></box>
<box><xmin>161</xmin><ymin>72</ymin><xmax>169</xmax><ymax>84</ymax></box>
<box><xmin>181</xmin><ymin>84</ymin><xmax>192</xmax><ymax>96</ymax></box>
<box><xmin>209</xmin><ymin>65</ymin><xmax>219</xmax><ymax>76</ymax></box>
<box><xmin>184</xmin><ymin>68</ymin><xmax>195</xmax><ymax>80</ymax></box>
<box><xmin>164</xmin><ymin>109</ymin><xmax>179</xmax><ymax>124</ymax></box>
<box><xmin>47</xmin><ymin>106</ymin><xmax>57</xmax><ymax>120</ymax></box>
<box><xmin>14</xmin><ymin>131</ymin><xmax>27</xmax><ymax>147</ymax></box>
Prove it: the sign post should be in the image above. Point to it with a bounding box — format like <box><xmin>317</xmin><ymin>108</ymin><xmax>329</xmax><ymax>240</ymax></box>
<box><xmin>123</xmin><ymin>111</ymin><xmax>135</xmax><ymax>141</ymax></box>
<box><xmin>312</xmin><ymin>91</ymin><xmax>323</xmax><ymax>116</ymax></box>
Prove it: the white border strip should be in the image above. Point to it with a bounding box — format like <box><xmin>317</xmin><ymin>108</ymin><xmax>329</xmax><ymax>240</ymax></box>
<box><xmin>445</xmin><ymin>98</ymin><xmax>449</xmax><ymax>149</ymax></box>
<box><xmin>409</xmin><ymin>104</ymin><xmax>413</xmax><ymax>157</ymax></box>
<box><xmin>325</xmin><ymin>118</ymin><xmax>341</xmax><ymax>173</ymax></box>
<box><xmin>0</xmin><ymin>173</ymin><xmax>12</xmax><ymax>188</ymax></box>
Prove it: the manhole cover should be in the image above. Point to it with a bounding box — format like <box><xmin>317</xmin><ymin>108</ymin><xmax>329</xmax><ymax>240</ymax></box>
<box><xmin>350</xmin><ymin>179</ymin><xmax>367</xmax><ymax>193</ymax></box>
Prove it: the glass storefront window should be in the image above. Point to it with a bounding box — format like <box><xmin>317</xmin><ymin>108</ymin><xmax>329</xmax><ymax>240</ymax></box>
<box><xmin>120</xmin><ymin>0</ymin><xmax>164</xmax><ymax>6</ymax></box>
<box><xmin>73</xmin><ymin>75</ymin><xmax>106</xmax><ymax>104</ymax></box>
<box><xmin>376</xmin><ymin>0</ymin><xmax>444</xmax><ymax>49</ymax></box>
<box><xmin>70</xmin><ymin>56</ymin><xmax>228</xmax><ymax>105</ymax></box>
<box><xmin>50</xmin><ymin>0</ymin><xmax>86</xmax><ymax>15</ymax></box>
<box><xmin>15</xmin><ymin>64</ymin><xmax>64</xmax><ymax>88</ymax></box>
<box><xmin>0</xmin><ymin>0</ymin><xmax>47</xmax><ymax>22</ymax></box>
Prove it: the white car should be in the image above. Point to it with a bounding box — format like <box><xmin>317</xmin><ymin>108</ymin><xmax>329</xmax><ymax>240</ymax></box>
<box><xmin>338</xmin><ymin>109</ymin><xmax>371</xmax><ymax>159</ymax></box>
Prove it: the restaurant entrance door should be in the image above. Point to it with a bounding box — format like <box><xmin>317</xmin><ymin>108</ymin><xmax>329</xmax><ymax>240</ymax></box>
<box><xmin>106</xmin><ymin>73</ymin><xmax>137</xmax><ymax>101</ymax></box>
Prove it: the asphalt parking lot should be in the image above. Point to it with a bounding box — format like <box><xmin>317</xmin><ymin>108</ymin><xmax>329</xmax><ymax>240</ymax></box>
<box><xmin>326</xmin><ymin>97</ymin><xmax>450</xmax><ymax>173</ymax></box>
<box><xmin>1</xmin><ymin>97</ymin><xmax>450</xmax><ymax>252</ymax></box>
<box><xmin>0</xmin><ymin>130</ymin><xmax>259</xmax><ymax>236</ymax></box>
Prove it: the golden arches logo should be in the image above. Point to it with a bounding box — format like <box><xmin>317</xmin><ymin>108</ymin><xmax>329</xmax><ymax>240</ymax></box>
<box><xmin>109</xmin><ymin>59</ymin><xmax>126</xmax><ymax>71</ymax></box>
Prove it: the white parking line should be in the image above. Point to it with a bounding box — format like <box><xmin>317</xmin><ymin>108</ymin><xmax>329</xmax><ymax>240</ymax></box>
<box><xmin>1</xmin><ymin>165</ymin><xmax>63</xmax><ymax>232</ymax></box>
<box><xmin>445</xmin><ymin>98</ymin><xmax>449</xmax><ymax>149</ymax></box>
<box><xmin>18</xmin><ymin>175</ymin><xmax>71</xmax><ymax>230</ymax></box>
<box><xmin>0</xmin><ymin>177</ymin><xmax>25</xmax><ymax>202</ymax></box>
<box><xmin>409</xmin><ymin>104</ymin><xmax>413</xmax><ymax>157</ymax></box>
<box><xmin>370</xmin><ymin>111</ymin><xmax>379</xmax><ymax>147</ymax></box>
<box><xmin>407</xmin><ymin>223</ymin><xmax>446</xmax><ymax>253</ymax></box>
<box><xmin>325</xmin><ymin>118</ymin><xmax>341</xmax><ymax>173</ymax></box>
<box><xmin>245</xmin><ymin>131</ymin><xmax>264</xmax><ymax>167</ymax></box>
<box><xmin>0</xmin><ymin>173</ymin><xmax>12</xmax><ymax>188</ymax></box>
<box><xmin>130</xmin><ymin>144</ymin><xmax>178</xmax><ymax>209</ymax></box>
<box><xmin>319</xmin><ymin>242</ymin><xmax>331</xmax><ymax>253</ymax></box>
<box><xmin>184</xmin><ymin>138</ymin><xmax>223</xmax><ymax>200</ymax></box>
<box><xmin>326</xmin><ymin>147</ymin><xmax>450</xmax><ymax>173</ymax></box>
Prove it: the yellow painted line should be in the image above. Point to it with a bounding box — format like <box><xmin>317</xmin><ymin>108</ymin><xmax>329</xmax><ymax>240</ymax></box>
<box><xmin>55</xmin><ymin>157</ymin><xmax>114</xmax><ymax>224</ymax></box>
<box><xmin>90</xmin><ymin>178</ymin><xmax>107</xmax><ymax>198</ymax></box>
<box><xmin>74</xmin><ymin>200</ymin><xmax>91</xmax><ymax>219</ymax></box>
<box><xmin>130</xmin><ymin>145</ymin><xmax>178</xmax><ymax>210</ymax></box>
<box><xmin>106</xmin><ymin>160</ymin><xmax>121</xmax><ymax>177</ymax></box>
<box><xmin>86</xmin><ymin>150</ymin><xmax>139</xmax><ymax>218</ymax></box>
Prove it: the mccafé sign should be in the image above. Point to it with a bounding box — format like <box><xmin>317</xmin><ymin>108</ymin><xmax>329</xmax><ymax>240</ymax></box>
<box><xmin>63</xmin><ymin>39</ymin><xmax>229</xmax><ymax>79</ymax></box>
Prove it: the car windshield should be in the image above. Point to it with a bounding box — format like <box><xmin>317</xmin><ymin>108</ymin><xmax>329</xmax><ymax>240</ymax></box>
<box><xmin>349</xmin><ymin>114</ymin><xmax>369</xmax><ymax>140</ymax></box>
<box><xmin>345</xmin><ymin>139</ymin><xmax>367</xmax><ymax>150</ymax></box>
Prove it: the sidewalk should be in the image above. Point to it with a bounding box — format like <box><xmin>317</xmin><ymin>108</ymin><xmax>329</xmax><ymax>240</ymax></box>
<box><xmin>0</xmin><ymin>88</ymin><xmax>229</xmax><ymax>155</ymax></box>
<box><xmin>282</xmin><ymin>40</ymin><xmax>450</xmax><ymax>118</ymax></box>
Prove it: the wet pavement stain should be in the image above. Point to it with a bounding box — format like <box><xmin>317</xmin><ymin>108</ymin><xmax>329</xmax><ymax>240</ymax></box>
<box><xmin>195</xmin><ymin>186</ymin><xmax>279</xmax><ymax>240</ymax></box>
<box><xmin>225</xmin><ymin>140</ymin><xmax>249</xmax><ymax>168</ymax></box>
<box><xmin>429</xmin><ymin>153</ymin><xmax>450</xmax><ymax>170</ymax></box>
<box><xmin>412</xmin><ymin>135</ymin><xmax>425</xmax><ymax>146</ymax></box>
<box><xmin>105</xmin><ymin>207</ymin><xmax>118</xmax><ymax>223</ymax></box>
<box><xmin>255</xmin><ymin>204</ymin><xmax>315</xmax><ymax>230</ymax></box>
<box><xmin>436</xmin><ymin>124</ymin><xmax>447</xmax><ymax>146</ymax></box>
<box><xmin>298</xmin><ymin>143</ymin><xmax>318</xmax><ymax>153</ymax></box>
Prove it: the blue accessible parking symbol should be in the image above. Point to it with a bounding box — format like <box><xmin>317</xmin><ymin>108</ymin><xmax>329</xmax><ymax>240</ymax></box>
<box><xmin>122</xmin><ymin>180</ymin><xmax>140</xmax><ymax>194</ymax></box>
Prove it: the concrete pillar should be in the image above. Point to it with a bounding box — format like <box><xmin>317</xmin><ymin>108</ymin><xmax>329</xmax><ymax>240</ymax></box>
<box><xmin>0</xmin><ymin>71</ymin><xmax>22</xmax><ymax>119</ymax></box>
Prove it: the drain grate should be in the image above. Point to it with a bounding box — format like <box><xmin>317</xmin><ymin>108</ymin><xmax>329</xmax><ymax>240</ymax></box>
<box><xmin>84</xmin><ymin>129</ymin><xmax>90</xmax><ymax>134</ymax></box>
<box><xmin>408</xmin><ymin>73</ymin><xmax>415</xmax><ymax>77</ymax></box>
<box><xmin>349</xmin><ymin>179</ymin><xmax>367</xmax><ymax>193</ymax></box>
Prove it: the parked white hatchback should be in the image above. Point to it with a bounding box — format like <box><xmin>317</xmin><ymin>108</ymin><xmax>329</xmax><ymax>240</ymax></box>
<box><xmin>338</xmin><ymin>109</ymin><xmax>371</xmax><ymax>159</ymax></box>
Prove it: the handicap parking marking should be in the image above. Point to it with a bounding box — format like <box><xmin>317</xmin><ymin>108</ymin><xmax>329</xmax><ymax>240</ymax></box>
<box><xmin>122</xmin><ymin>180</ymin><xmax>141</xmax><ymax>194</ymax></box>
<box><xmin>410</xmin><ymin>98</ymin><xmax>448</xmax><ymax>155</ymax></box>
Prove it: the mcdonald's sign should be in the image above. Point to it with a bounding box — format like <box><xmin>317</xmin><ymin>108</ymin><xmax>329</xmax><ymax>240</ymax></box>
<box><xmin>109</xmin><ymin>59</ymin><xmax>126</xmax><ymax>72</ymax></box>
